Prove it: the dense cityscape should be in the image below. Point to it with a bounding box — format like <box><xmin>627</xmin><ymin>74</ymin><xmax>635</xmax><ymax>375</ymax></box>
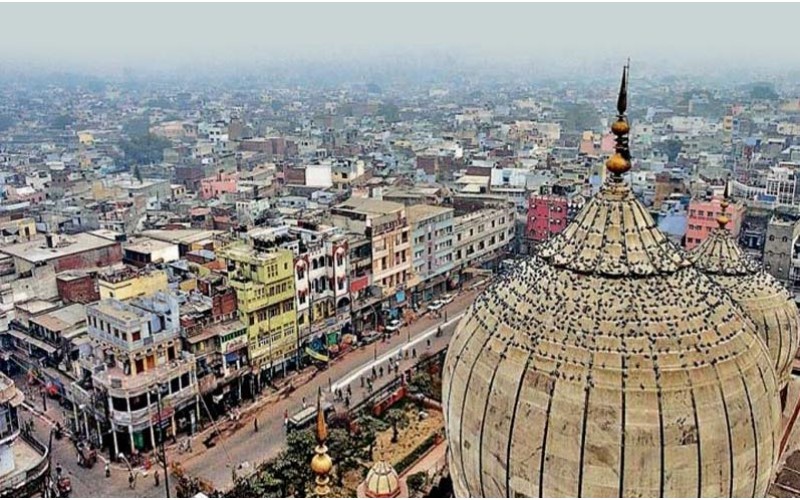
<box><xmin>2</xmin><ymin>3</ymin><xmax>800</xmax><ymax>499</ymax></box>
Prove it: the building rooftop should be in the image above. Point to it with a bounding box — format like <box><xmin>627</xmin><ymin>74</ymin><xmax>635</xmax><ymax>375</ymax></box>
<box><xmin>406</xmin><ymin>204</ymin><xmax>453</xmax><ymax>223</ymax></box>
<box><xmin>30</xmin><ymin>303</ymin><xmax>86</xmax><ymax>333</ymax></box>
<box><xmin>334</xmin><ymin>197</ymin><xmax>404</xmax><ymax>217</ymax></box>
<box><xmin>0</xmin><ymin>232</ymin><xmax>117</xmax><ymax>264</ymax></box>
<box><xmin>124</xmin><ymin>237</ymin><xmax>177</xmax><ymax>254</ymax></box>
<box><xmin>140</xmin><ymin>229</ymin><xmax>222</xmax><ymax>245</ymax></box>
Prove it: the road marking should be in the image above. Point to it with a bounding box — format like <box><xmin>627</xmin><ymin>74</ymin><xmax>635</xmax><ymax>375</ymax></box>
<box><xmin>331</xmin><ymin>312</ymin><xmax>465</xmax><ymax>393</ymax></box>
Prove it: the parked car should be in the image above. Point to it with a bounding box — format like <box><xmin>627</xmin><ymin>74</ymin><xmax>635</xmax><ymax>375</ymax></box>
<box><xmin>358</xmin><ymin>331</ymin><xmax>382</xmax><ymax>347</ymax></box>
<box><xmin>427</xmin><ymin>300</ymin><xmax>444</xmax><ymax>312</ymax></box>
<box><xmin>384</xmin><ymin>319</ymin><xmax>403</xmax><ymax>333</ymax></box>
<box><xmin>440</xmin><ymin>293</ymin><xmax>455</xmax><ymax>305</ymax></box>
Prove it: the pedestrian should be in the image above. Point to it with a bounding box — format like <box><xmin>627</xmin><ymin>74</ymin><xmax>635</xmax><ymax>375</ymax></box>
<box><xmin>412</xmin><ymin>348</ymin><xmax>417</xmax><ymax>358</ymax></box>
<box><xmin>346</xmin><ymin>385</ymin><xmax>352</xmax><ymax>397</ymax></box>
<box><xmin>427</xmin><ymin>338</ymin><xmax>431</xmax><ymax>348</ymax></box>
<box><xmin>371</xmin><ymin>367</ymin><xmax>377</xmax><ymax>378</ymax></box>
<box><xmin>345</xmin><ymin>396</ymin><xmax>350</xmax><ymax>408</ymax></box>
<box><xmin>254</xmin><ymin>417</ymin><xmax>259</xmax><ymax>433</ymax></box>
<box><xmin>105</xmin><ymin>462</ymin><xmax>110</xmax><ymax>478</ymax></box>
<box><xmin>404</xmin><ymin>350</ymin><xmax>409</xmax><ymax>360</ymax></box>
<box><xmin>360</xmin><ymin>375</ymin><xmax>365</xmax><ymax>388</ymax></box>
<box><xmin>394</xmin><ymin>364</ymin><xmax>399</xmax><ymax>376</ymax></box>
<box><xmin>154</xmin><ymin>469</ymin><xmax>160</xmax><ymax>487</ymax></box>
<box><xmin>379</xmin><ymin>366</ymin><xmax>384</xmax><ymax>377</ymax></box>
<box><xmin>56</xmin><ymin>462</ymin><xmax>62</xmax><ymax>477</ymax></box>
<box><xmin>302</xmin><ymin>397</ymin><xmax>307</xmax><ymax>409</ymax></box>
<box><xmin>128</xmin><ymin>472</ymin><xmax>135</xmax><ymax>490</ymax></box>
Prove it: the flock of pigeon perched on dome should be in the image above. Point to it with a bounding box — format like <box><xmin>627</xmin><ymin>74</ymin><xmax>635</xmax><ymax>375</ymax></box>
<box><xmin>443</xmin><ymin>64</ymin><xmax>798</xmax><ymax>498</ymax></box>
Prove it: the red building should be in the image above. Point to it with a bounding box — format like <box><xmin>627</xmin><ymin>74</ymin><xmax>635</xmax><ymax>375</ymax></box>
<box><xmin>527</xmin><ymin>195</ymin><xmax>569</xmax><ymax>242</ymax></box>
<box><xmin>56</xmin><ymin>271</ymin><xmax>100</xmax><ymax>304</ymax></box>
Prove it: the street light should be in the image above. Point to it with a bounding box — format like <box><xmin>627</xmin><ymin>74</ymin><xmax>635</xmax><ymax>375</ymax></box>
<box><xmin>150</xmin><ymin>383</ymin><xmax>170</xmax><ymax>498</ymax></box>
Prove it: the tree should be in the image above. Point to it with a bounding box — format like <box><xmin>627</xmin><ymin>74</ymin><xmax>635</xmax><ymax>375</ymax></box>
<box><xmin>561</xmin><ymin>103</ymin><xmax>600</xmax><ymax>133</ymax></box>
<box><xmin>660</xmin><ymin>139</ymin><xmax>684</xmax><ymax>162</ymax></box>
<box><xmin>409</xmin><ymin>372</ymin><xmax>434</xmax><ymax>398</ymax></box>
<box><xmin>749</xmin><ymin>83</ymin><xmax>779</xmax><ymax>100</ymax></box>
<box><xmin>378</xmin><ymin>102</ymin><xmax>400</xmax><ymax>124</ymax></box>
<box><xmin>385</xmin><ymin>409</ymin><xmax>408</xmax><ymax>444</ymax></box>
<box><xmin>119</xmin><ymin>133</ymin><xmax>171</xmax><ymax>167</ymax></box>
<box><xmin>406</xmin><ymin>471</ymin><xmax>427</xmax><ymax>494</ymax></box>
<box><xmin>50</xmin><ymin>114</ymin><xmax>74</xmax><ymax>130</ymax></box>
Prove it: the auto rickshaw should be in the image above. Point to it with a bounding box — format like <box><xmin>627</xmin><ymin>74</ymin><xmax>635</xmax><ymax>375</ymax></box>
<box><xmin>76</xmin><ymin>442</ymin><xmax>97</xmax><ymax>468</ymax></box>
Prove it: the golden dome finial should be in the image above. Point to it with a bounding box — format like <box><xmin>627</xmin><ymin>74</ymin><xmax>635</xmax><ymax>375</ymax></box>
<box><xmin>311</xmin><ymin>388</ymin><xmax>332</xmax><ymax>497</ymax></box>
<box><xmin>606</xmin><ymin>61</ymin><xmax>632</xmax><ymax>180</ymax></box>
<box><xmin>717</xmin><ymin>177</ymin><xmax>731</xmax><ymax>229</ymax></box>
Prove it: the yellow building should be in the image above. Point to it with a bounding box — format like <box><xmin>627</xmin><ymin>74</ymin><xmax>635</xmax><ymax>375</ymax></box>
<box><xmin>225</xmin><ymin>245</ymin><xmax>297</xmax><ymax>376</ymax></box>
<box><xmin>98</xmin><ymin>268</ymin><xmax>169</xmax><ymax>301</ymax></box>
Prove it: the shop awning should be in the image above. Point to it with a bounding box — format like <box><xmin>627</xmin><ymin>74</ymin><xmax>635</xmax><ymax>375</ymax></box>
<box><xmin>5</xmin><ymin>329</ymin><xmax>57</xmax><ymax>354</ymax></box>
<box><xmin>305</xmin><ymin>348</ymin><xmax>329</xmax><ymax>363</ymax></box>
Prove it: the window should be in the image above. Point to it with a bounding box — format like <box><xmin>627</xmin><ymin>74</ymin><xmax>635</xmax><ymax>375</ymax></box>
<box><xmin>131</xmin><ymin>330</ymin><xmax>141</xmax><ymax>342</ymax></box>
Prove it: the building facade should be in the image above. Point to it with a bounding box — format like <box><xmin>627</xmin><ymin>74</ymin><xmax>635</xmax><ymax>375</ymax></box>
<box><xmin>79</xmin><ymin>292</ymin><xmax>199</xmax><ymax>456</ymax></box>
<box><xmin>685</xmin><ymin>197</ymin><xmax>744</xmax><ymax>250</ymax></box>
<box><xmin>225</xmin><ymin>245</ymin><xmax>297</xmax><ymax>382</ymax></box>
<box><xmin>407</xmin><ymin>204</ymin><xmax>455</xmax><ymax>306</ymax></box>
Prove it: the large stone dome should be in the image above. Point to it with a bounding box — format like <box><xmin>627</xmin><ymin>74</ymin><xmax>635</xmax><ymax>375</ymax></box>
<box><xmin>443</xmin><ymin>182</ymin><xmax>781</xmax><ymax>497</ymax></box>
<box><xmin>442</xmin><ymin>67</ymin><xmax>781</xmax><ymax>498</ymax></box>
<box><xmin>690</xmin><ymin>223</ymin><xmax>799</xmax><ymax>392</ymax></box>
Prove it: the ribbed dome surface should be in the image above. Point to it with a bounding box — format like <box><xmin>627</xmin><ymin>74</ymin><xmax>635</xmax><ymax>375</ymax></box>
<box><xmin>443</xmin><ymin>182</ymin><xmax>781</xmax><ymax>498</ymax></box>
<box><xmin>364</xmin><ymin>461</ymin><xmax>401</xmax><ymax>498</ymax></box>
<box><xmin>691</xmin><ymin>227</ymin><xmax>799</xmax><ymax>389</ymax></box>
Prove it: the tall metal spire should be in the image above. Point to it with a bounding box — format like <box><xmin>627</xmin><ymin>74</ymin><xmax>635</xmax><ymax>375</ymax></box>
<box><xmin>606</xmin><ymin>61</ymin><xmax>632</xmax><ymax>181</ymax></box>
<box><xmin>717</xmin><ymin>176</ymin><xmax>732</xmax><ymax>230</ymax></box>
<box><xmin>310</xmin><ymin>388</ymin><xmax>332</xmax><ymax>497</ymax></box>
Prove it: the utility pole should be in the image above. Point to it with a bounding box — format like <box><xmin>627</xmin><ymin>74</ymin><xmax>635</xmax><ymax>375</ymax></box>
<box><xmin>152</xmin><ymin>384</ymin><xmax>170</xmax><ymax>498</ymax></box>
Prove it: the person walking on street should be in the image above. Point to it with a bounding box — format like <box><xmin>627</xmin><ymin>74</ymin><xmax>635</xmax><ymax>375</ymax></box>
<box><xmin>55</xmin><ymin>462</ymin><xmax>62</xmax><ymax>478</ymax></box>
<box><xmin>344</xmin><ymin>396</ymin><xmax>350</xmax><ymax>408</ymax></box>
<box><xmin>360</xmin><ymin>375</ymin><xmax>365</xmax><ymax>388</ymax></box>
<box><xmin>379</xmin><ymin>366</ymin><xmax>384</xmax><ymax>378</ymax></box>
<box><xmin>371</xmin><ymin>367</ymin><xmax>377</xmax><ymax>378</ymax></box>
<box><xmin>427</xmin><ymin>338</ymin><xmax>431</xmax><ymax>348</ymax></box>
<box><xmin>105</xmin><ymin>462</ymin><xmax>110</xmax><ymax>478</ymax></box>
<box><xmin>346</xmin><ymin>385</ymin><xmax>352</xmax><ymax>397</ymax></box>
<box><xmin>128</xmin><ymin>472</ymin><xmax>135</xmax><ymax>490</ymax></box>
<box><xmin>254</xmin><ymin>417</ymin><xmax>259</xmax><ymax>433</ymax></box>
<box><xmin>302</xmin><ymin>397</ymin><xmax>307</xmax><ymax>409</ymax></box>
<box><xmin>154</xmin><ymin>469</ymin><xmax>160</xmax><ymax>487</ymax></box>
<box><xmin>412</xmin><ymin>348</ymin><xmax>417</xmax><ymax>358</ymax></box>
<box><xmin>394</xmin><ymin>364</ymin><xmax>399</xmax><ymax>376</ymax></box>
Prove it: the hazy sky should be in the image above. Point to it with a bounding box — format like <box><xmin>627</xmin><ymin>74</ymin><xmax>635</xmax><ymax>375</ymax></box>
<box><xmin>2</xmin><ymin>3</ymin><xmax>800</xmax><ymax>75</ymax></box>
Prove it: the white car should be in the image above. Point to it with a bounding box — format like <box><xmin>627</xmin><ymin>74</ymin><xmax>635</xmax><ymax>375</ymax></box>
<box><xmin>384</xmin><ymin>319</ymin><xmax>403</xmax><ymax>333</ymax></box>
<box><xmin>440</xmin><ymin>293</ymin><xmax>455</xmax><ymax>305</ymax></box>
<box><xmin>427</xmin><ymin>300</ymin><xmax>444</xmax><ymax>312</ymax></box>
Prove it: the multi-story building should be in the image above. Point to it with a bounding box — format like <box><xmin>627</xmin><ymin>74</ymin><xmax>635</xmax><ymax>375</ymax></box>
<box><xmin>685</xmin><ymin>197</ymin><xmax>745</xmax><ymax>250</ymax></box>
<box><xmin>526</xmin><ymin>195</ymin><xmax>568</xmax><ymax>243</ymax></box>
<box><xmin>0</xmin><ymin>374</ymin><xmax>50</xmax><ymax>498</ymax></box>
<box><xmin>331</xmin><ymin>198</ymin><xmax>411</xmax><ymax>321</ymax></box>
<box><xmin>225</xmin><ymin>245</ymin><xmax>297</xmax><ymax>384</ymax></box>
<box><xmin>452</xmin><ymin>203</ymin><xmax>515</xmax><ymax>276</ymax></box>
<box><xmin>765</xmin><ymin>165</ymin><xmax>798</xmax><ymax>207</ymax></box>
<box><xmin>78</xmin><ymin>292</ymin><xmax>199</xmax><ymax>456</ymax></box>
<box><xmin>762</xmin><ymin>215</ymin><xmax>800</xmax><ymax>290</ymax></box>
<box><xmin>288</xmin><ymin>226</ymin><xmax>350</xmax><ymax>360</ymax></box>
<box><xmin>407</xmin><ymin>205</ymin><xmax>455</xmax><ymax>306</ymax></box>
<box><xmin>98</xmin><ymin>267</ymin><xmax>169</xmax><ymax>301</ymax></box>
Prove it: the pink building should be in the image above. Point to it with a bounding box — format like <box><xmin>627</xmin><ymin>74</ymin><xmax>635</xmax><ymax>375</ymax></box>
<box><xmin>199</xmin><ymin>171</ymin><xmax>239</xmax><ymax>200</ymax></box>
<box><xmin>685</xmin><ymin>197</ymin><xmax>744</xmax><ymax>249</ymax></box>
<box><xmin>527</xmin><ymin>195</ymin><xmax>568</xmax><ymax>242</ymax></box>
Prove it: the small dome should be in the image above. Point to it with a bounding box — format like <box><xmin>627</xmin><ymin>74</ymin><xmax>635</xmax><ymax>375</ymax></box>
<box><xmin>364</xmin><ymin>461</ymin><xmax>401</xmax><ymax>498</ymax></box>
<box><xmin>691</xmin><ymin>226</ymin><xmax>800</xmax><ymax>390</ymax></box>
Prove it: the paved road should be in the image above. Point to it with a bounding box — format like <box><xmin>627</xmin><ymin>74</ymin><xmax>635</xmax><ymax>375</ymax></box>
<box><xmin>23</xmin><ymin>288</ymin><xmax>479</xmax><ymax>497</ymax></box>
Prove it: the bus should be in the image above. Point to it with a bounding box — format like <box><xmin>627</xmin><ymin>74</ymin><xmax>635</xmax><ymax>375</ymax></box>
<box><xmin>287</xmin><ymin>402</ymin><xmax>334</xmax><ymax>431</ymax></box>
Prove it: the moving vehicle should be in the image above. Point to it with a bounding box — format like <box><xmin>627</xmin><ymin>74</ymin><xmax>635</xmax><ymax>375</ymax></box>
<box><xmin>427</xmin><ymin>300</ymin><xmax>444</xmax><ymax>312</ymax></box>
<box><xmin>287</xmin><ymin>402</ymin><xmax>334</xmax><ymax>431</ymax></box>
<box><xmin>358</xmin><ymin>331</ymin><xmax>382</xmax><ymax>347</ymax></box>
<box><xmin>384</xmin><ymin>319</ymin><xmax>403</xmax><ymax>333</ymax></box>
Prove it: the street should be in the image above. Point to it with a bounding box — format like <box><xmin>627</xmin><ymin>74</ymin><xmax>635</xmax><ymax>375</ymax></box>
<box><xmin>22</xmin><ymin>288</ymin><xmax>478</xmax><ymax>497</ymax></box>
